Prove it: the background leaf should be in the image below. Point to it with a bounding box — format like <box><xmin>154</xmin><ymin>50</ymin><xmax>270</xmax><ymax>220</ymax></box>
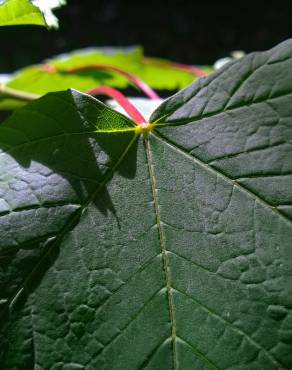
<box><xmin>0</xmin><ymin>0</ymin><xmax>65</xmax><ymax>28</ymax></box>
<box><xmin>0</xmin><ymin>0</ymin><xmax>46</xmax><ymax>27</ymax></box>
<box><xmin>0</xmin><ymin>47</ymin><xmax>212</xmax><ymax>110</ymax></box>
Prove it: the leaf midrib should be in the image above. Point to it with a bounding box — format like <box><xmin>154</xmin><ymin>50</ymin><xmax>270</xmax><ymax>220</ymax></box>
<box><xmin>2</xmin><ymin>123</ymin><xmax>289</xmax><ymax>369</ymax></box>
<box><xmin>144</xmin><ymin>134</ymin><xmax>178</xmax><ymax>370</ymax></box>
<box><xmin>150</xmin><ymin>130</ymin><xmax>287</xmax><ymax>369</ymax></box>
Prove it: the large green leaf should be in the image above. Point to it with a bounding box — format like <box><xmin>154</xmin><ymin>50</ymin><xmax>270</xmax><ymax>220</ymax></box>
<box><xmin>138</xmin><ymin>57</ymin><xmax>212</xmax><ymax>90</ymax></box>
<box><xmin>0</xmin><ymin>47</ymin><xmax>143</xmax><ymax>110</ymax></box>
<box><xmin>1</xmin><ymin>40</ymin><xmax>292</xmax><ymax>369</ymax></box>
<box><xmin>0</xmin><ymin>47</ymin><xmax>211</xmax><ymax>110</ymax></box>
<box><xmin>0</xmin><ymin>0</ymin><xmax>46</xmax><ymax>27</ymax></box>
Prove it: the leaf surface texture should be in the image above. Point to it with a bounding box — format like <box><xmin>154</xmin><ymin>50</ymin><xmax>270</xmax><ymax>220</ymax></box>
<box><xmin>1</xmin><ymin>40</ymin><xmax>292</xmax><ymax>369</ymax></box>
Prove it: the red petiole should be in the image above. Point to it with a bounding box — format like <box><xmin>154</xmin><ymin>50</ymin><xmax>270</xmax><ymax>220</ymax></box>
<box><xmin>142</xmin><ymin>57</ymin><xmax>208</xmax><ymax>77</ymax></box>
<box><xmin>42</xmin><ymin>63</ymin><xmax>159</xmax><ymax>100</ymax></box>
<box><xmin>41</xmin><ymin>57</ymin><xmax>208</xmax><ymax>126</ymax></box>
<box><xmin>169</xmin><ymin>62</ymin><xmax>208</xmax><ymax>77</ymax></box>
<box><xmin>87</xmin><ymin>86</ymin><xmax>147</xmax><ymax>126</ymax></box>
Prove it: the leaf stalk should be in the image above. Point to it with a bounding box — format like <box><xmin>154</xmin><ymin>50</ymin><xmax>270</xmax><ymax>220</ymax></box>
<box><xmin>86</xmin><ymin>85</ymin><xmax>147</xmax><ymax>126</ymax></box>
<box><xmin>0</xmin><ymin>83</ymin><xmax>40</xmax><ymax>101</ymax></box>
<box><xmin>42</xmin><ymin>63</ymin><xmax>160</xmax><ymax>100</ymax></box>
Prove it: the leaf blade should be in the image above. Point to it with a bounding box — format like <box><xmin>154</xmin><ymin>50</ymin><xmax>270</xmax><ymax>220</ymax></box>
<box><xmin>1</xmin><ymin>40</ymin><xmax>292</xmax><ymax>369</ymax></box>
<box><xmin>0</xmin><ymin>0</ymin><xmax>46</xmax><ymax>27</ymax></box>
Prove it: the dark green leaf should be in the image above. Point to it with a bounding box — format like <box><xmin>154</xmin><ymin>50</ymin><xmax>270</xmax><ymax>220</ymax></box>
<box><xmin>1</xmin><ymin>40</ymin><xmax>292</xmax><ymax>369</ymax></box>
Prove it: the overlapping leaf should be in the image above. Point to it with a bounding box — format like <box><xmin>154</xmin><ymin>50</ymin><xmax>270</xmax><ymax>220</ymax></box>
<box><xmin>0</xmin><ymin>47</ymin><xmax>211</xmax><ymax>110</ymax></box>
<box><xmin>1</xmin><ymin>40</ymin><xmax>292</xmax><ymax>369</ymax></box>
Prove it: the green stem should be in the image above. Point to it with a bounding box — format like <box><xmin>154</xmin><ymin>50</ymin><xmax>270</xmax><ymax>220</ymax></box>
<box><xmin>0</xmin><ymin>84</ymin><xmax>40</xmax><ymax>101</ymax></box>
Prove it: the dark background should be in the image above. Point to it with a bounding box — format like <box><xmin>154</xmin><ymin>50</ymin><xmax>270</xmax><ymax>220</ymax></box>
<box><xmin>0</xmin><ymin>0</ymin><xmax>292</xmax><ymax>71</ymax></box>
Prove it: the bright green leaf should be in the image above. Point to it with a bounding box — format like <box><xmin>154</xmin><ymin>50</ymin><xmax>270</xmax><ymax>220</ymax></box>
<box><xmin>1</xmin><ymin>40</ymin><xmax>292</xmax><ymax>369</ymax></box>
<box><xmin>0</xmin><ymin>47</ymin><xmax>211</xmax><ymax>110</ymax></box>
<box><xmin>0</xmin><ymin>0</ymin><xmax>65</xmax><ymax>28</ymax></box>
<box><xmin>138</xmin><ymin>56</ymin><xmax>211</xmax><ymax>90</ymax></box>
<box><xmin>0</xmin><ymin>0</ymin><xmax>46</xmax><ymax>27</ymax></box>
<box><xmin>0</xmin><ymin>47</ymin><xmax>145</xmax><ymax>110</ymax></box>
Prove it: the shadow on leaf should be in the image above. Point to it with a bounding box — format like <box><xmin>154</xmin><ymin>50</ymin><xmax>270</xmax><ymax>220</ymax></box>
<box><xmin>0</xmin><ymin>89</ymin><xmax>139</xmax><ymax>329</ymax></box>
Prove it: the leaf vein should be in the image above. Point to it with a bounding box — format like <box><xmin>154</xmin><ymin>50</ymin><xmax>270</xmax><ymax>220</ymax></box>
<box><xmin>155</xmin><ymin>89</ymin><xmax>292</xmax><ymax>127</ymax></box>
<box><xmin>144</xmin><ymin>135</ymin><xmax>177</xmax><ymax>370</ymax></box>
<box><xmin>96</xmin><ymin>286</ymin><xmax>165</xmax><ymax>357</ymax></box>
<box><xmin>0</xmin><ymin>201</ymin><xmax>81</xmax><ymax>219</ymax></box>
<box><xmin>0</xmin><ymin>134</ymin><xmax>138</xmax><ymax>317</ymax></box>
<box><xmin>173</xmin><ymin>288</ymin><xmax>285</xmax><ymax>369</ymax></box>
<box><xmin>140</xmin><ymin>337</ymin><xmax>171</xmax><ymax>369</ymax></box>
<box><xmin>176</xmin><ymin>335</ymin><xmax>221</xmax><ymax>370</ymax></box>
<box><xmin>153</xmin><ymin>131</ymin><xmax>292</xmax><ymax>226</ymax></box>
